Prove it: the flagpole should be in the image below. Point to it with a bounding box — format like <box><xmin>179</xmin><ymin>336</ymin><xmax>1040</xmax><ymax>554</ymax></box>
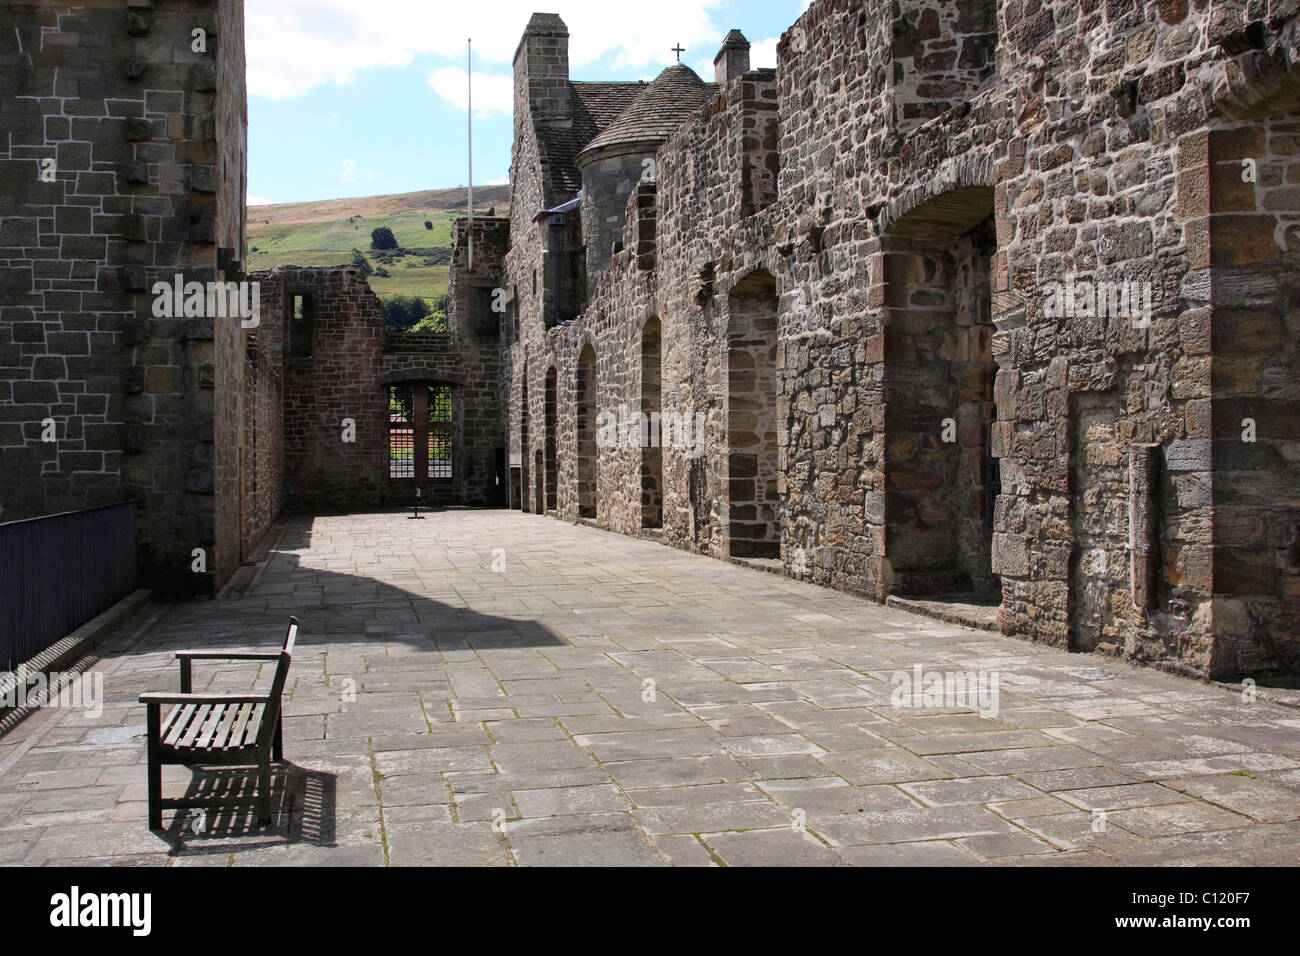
<box><xmin>467</xmin><ymin>38</ymin><xmax>474</xmax><ymax>272</ymax></box>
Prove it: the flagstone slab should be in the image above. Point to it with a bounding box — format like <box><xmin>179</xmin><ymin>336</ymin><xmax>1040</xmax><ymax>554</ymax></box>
<box><xmin>1159</xmin><ymin>774</ymin><xmax>1300</xmax><ymax>823</ymax></box>
<box><xmin>702</xmin><ymin>828</ymin><xmax>846</xmax><ymax>866</ymax></box>
<box><xmin>810</xmin><ymin>805</ymin><xmax>1017</xmax><ymax>847</ymax></box>
<box><xmin>837</xmin><ymin>841</ymin><xmax>978</xmax><ymax>866</ymax></box>
<box><xmin>510</xmin><ymin>829</ymin><xmax>664</xmax><ymax>866</ymax></box>
<box><xmin>901</xmin><ymin>776</ymin><xmax>1042</xmax><ymax>807</ymax></box>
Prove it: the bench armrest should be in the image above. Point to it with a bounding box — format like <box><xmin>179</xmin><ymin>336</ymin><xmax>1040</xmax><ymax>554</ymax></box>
<box><xmin>175</xmin><ymin>650</ymin><xmax>281</xmax><ymax>661</ymax></box>
<box><xmin>140</xmin><ymin>692</ymin><xmax>271</xmax><ymax>705</ymax></box>
<box><xmin>174</xmin><ymin>650</ymin><xmax>280</xmax><ymax>693</ymax></box>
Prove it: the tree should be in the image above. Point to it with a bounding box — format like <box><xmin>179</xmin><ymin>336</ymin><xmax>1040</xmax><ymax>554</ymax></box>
<box><xmin>383</xmin><ymin>295</ymin><xmax>432</xmax><ymax>331</ymax></box>
<box><xmin>351</xmin><ymin>248</ymin><xmax>372</xmax><ymax>276</ymax></box>
<box><xmin>370</xmin><ymin>226</ymin><xmax>397</xmax><ymax>250</ymax></box>
<box><xmin>409</xmin><ymin>309</ymin><xmax>447</xmax><ymax>334</ymax></box>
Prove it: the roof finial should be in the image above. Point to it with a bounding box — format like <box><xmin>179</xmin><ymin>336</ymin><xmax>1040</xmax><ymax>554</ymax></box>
<box><xmin>672</xmin><ymin>43</ymin><xmax>685</xmax><ymax>63</ymax></box>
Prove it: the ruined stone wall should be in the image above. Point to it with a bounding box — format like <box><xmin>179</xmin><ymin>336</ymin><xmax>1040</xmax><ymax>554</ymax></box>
<box><xmin>262</xmin><ymin>257</ymin><xmax>505</xmax><ymax>513</ymax></box>
<box><xmin>262</xmin><ymin>266</ymin><xmax>386</xmax><ymax>511</ymax></box>
<box><xmin>0</xmin><ymin>0</ymin><xmax>247</xmax><ymax>595</ymax></box>
<box><xmin>990</xmin><ymin>0</ymin><xmax>1229</xmax><ymax>671</ymax></box>
<box><xmin>505</xmin><ymin>64</ymin><xmax>786</xmax><ymax>555</ymax></box>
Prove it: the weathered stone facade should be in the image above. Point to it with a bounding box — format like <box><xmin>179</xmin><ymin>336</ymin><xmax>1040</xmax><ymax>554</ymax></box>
<box><xmin>254</xmin><ymin>256</ymin><xmax>507</xmax><ymax>513</ymax></box>
<box><xmin>492</xmin><ymin>2</ymin><xmax>1300</xmax><ymax>680</ymax></box>
<box><xmin>0</xmin><ymin>0</ymin><xmax>249</xmax><ymax>595</ymax></box>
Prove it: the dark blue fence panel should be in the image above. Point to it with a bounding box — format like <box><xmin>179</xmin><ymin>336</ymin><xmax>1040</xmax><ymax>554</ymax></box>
<box><xmin>0</xmin><ymin>502</ymin><xmax>138</xmax><ymax>670</ymax></box>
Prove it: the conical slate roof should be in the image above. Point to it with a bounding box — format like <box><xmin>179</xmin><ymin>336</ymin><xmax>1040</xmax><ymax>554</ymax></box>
<box><xmin>576</xmin><ymin>64</ymin><xmax>715</xmax><ymax>165</ymax></box>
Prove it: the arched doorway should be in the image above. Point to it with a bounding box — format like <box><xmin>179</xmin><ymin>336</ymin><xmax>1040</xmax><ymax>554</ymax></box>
<box><xmin>519</xmin><ymin>380</ymin><xmax>529</xmax><ymax>512</ymax></box>
<box><xmin>727</xmin><ymin>271</ymin><xmax>780</xmax><ymax>558</ymax></box>
<box><xmin>576</xmin><ymin>345</ymin><xmax>598</xmax><ymax>519</ymax></box>
<box><xmin>544</xmin><ymin>366</ymin><xmax>558</xmax><ymax>513</ymax></box>
<box><xmin>641</xmin><ymin>319</ymin><xmax>663</xmax><ymax>529</ymax></box>
<box><xmin>882</xmin><ymin>186</ymin><xmax>998</xmax><ymax>597</ymax></box>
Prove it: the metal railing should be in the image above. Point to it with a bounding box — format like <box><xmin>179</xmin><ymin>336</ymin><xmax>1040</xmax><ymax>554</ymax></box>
<box><xmin>0</xmin><ymin>501</ymin><xmax>138</xmax><ymax>670</ymax></box>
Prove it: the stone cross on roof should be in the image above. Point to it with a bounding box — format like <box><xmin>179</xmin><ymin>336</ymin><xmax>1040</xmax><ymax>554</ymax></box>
<box><xmin>672</xmin><ymin>44</ymin><xmax>685</xmax><ymax>62</ymax></box>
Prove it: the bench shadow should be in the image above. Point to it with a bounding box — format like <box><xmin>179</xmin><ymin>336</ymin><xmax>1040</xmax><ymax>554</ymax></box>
<box><xmin>158</xmin><ymin>763</ymin><xmax>336</xmax><ymax>855</ymax></box>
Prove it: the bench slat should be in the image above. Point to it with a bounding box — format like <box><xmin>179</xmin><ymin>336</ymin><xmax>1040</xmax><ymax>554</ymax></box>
<box><xmin>196</xmin><ymin>703</ymin><xmax>230</xmax><ymax>749</ymax></box>
<box><xmin>211</xmin><ymin>701</ymin><xmax>238</xmax><ymax>749</ymax></box>
<box><xmin>162</xmin><ymin>704</ymin><xmax>198</xmax><ymax>748</ymax></box>
<box><xmin>160</xmin><ymin>704</ymin><xmax>185</xmax><ymax>742</ymax></box>
<box><xmin>242</xmin><ymin>703</ymin><xmax>265</xmax><ymax>747</ymax></box>
<box><xmin>221</xmin><ymin>702</ymin><xmax>247</xmax><ymax>750</ymax></box>
<box><xmin>178</xmin><ymin>703</ymin><xmax>216</xmax><ymax>749</ymax></box>
<box><xmin>225</xmin><ymin>702</ymin><xmax>258</xmax><ymax>750</ymax></box>
<box><xmin>218</xmin><ymin>701</ymin><xmax>255</xmax><ymax>750</ymax></box>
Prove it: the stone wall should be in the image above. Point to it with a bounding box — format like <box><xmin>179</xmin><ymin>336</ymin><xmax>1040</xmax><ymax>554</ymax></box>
<box><xmin>240</xmin><ymin>333</ymin><xmax>281</xmax><ymax>554</ymax></box>
<box><xmin>1201</xmin><ymin>105</ymin><xmax>1300</xmax><ymax>676</ymax></box>
<box><xmin>499</xmin><ymin>0</ymin><xmax>1300</xmax><ymax>679</ymax></box>
<box><xmin>581</xmin><ymin>152</ymin><xmax>648</xmax><ymax>280</ymax></box>
<box><xmin>891</xmin><ymin>0</ymin><xmax>998</xmax><ymax>128</ymax></box>
<box><xmin>444</xmin><ymin>217</ymin><xmax>509</xmax><ymax>507</ymax></box>
<box><xmin>259</xmin><ymin>266</ymin><xmax>386</xmax><ymax>510</ymax></box>
<box><xmin>260</xmin><ymin>257</ymin><xmax>506</xmax><ymax>513</ymax></box>
<box><xmin>0</xmin><ymin>0</ymin><xmax>248</xmax><ymax>595</ymax></box>
<box><xmin>212</xmin><ymin>0</ymin><xmax>249</xmax><ymax>589</ymax></box>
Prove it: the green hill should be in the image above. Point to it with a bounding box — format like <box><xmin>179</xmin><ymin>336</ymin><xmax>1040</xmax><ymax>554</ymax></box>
<box><xmin>246</xmin><ymin>185</ymin><xmax>510</xmax><ymax>303</ymax></box>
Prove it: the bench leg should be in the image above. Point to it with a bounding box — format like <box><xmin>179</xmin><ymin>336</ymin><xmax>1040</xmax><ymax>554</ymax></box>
<box><xmin>273</xmin><ymin>714</ymin><xmax>283</xmax><ymax>761</ymax></box>
<box><xmin>256</xmin><ymin>751</ymin><xmax>272</xmax><ymax>826</ymax></box>
<box><xmin>146</xmin><ymin>703</ymin><xmax>162</xmax><ymax>830</ymax></box>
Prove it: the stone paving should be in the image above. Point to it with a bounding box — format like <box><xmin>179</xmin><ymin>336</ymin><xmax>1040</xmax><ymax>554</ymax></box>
<box><xmin>2</xmin><ymin>510</ymin><xmax>1300</xmax><ymax>866</ymax></box>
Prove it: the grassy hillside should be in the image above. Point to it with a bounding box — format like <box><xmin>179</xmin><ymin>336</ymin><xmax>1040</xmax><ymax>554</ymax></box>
<box><xmin>246</xmin><ymin>185</ymin><xmax>509</xmax><ymax>303</ymax></box>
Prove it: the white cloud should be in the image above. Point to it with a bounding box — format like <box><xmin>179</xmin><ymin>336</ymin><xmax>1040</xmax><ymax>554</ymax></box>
<box><xmin>750</xmin><ymin>37</ymin><xmax>780</xmax><ymax>70</ymax></box>
<box><xmin>247</xmin><ymin>195</ymin><xmax>276</xmax><ymax>206</ymax></box>
<box><xmin>428</xmin><ymin>68</ymin><xmax>514</xmax><ymax>117</ymax></box>
<box><xmin>245</xmin><ymin>0</ymin><xmax>736</xmax><ymax>100</ymax></box>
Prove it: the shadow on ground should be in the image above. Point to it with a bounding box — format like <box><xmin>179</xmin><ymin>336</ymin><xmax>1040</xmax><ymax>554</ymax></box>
<box><xmin>158</xmin><ymin>764</ymin><xmax>336</xmax><ymax>856</ymax></box>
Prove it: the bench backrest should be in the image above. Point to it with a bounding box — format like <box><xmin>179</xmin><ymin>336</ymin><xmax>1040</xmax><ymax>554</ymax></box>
<box><xmin>257</xmin><ymin>616</ymin><xmax>297</xmax><ymax>748</ymax></box>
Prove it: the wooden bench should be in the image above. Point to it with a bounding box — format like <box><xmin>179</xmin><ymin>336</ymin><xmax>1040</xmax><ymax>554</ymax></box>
<box><xmin>140</xmin><ymin>616</ymin><xmax>297</xmax><ymax>830</ymax></box>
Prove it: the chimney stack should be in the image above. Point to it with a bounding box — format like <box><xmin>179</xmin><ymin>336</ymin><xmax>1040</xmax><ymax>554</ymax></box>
<box><xmin>714</xmin><ymin>29</ymin><xmax>750</xmax><ymax>85</ymax></box>
<box><xmin>515</xmin><ymin>13</ymin><xmax>571</xmax><ymax>126</ymax></box>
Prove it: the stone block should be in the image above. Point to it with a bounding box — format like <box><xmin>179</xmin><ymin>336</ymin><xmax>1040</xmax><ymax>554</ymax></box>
<box><xmin>991</xmin><ymin>533</ymin><xmax>1029</xmax><ymax>577</ymax></box>
<box><xmin>1166</xmin><ymin>439</ymin><xmax>1211</xmax><ymax>472</ymax></box>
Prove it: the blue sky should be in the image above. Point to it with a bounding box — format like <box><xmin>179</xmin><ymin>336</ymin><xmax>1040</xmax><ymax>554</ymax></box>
<box><xmin>245</xmin><ymin>1</ymin><xmax>811</xmax><ymax>205</ymax></box>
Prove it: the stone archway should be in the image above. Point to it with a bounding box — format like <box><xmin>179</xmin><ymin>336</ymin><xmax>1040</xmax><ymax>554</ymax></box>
<box><xmin>641</xmin><ymin>319</ymin><xmax>663</xmax><ymax>529</ymax></box>
<box><xmin>881</xmin><ymin>186</ymin><xmax>998</xmax><ymax>598</ymax></box>
<box><xmin>534</xmin><ymin>449</ymin><xmax>544</xmax><ymax>515</ymax></box>
<box><xmin>544</xmin><ymin>366</ymin><xmax>558</xmax><ymax>513</ymax></box>
<box><xmin>727</xmin><ymin>270</ymin><xmax>781</xmax><ymax>558</ymax></box>
<box><xmin>519</xmin><ymin>380</ymin><xmax>529</xmax><ymax>512</ymax></box>
<box><xmin>576</xmin><ymin>345</ymin><xmax>598</xmax><ymax>519</ymax></box>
